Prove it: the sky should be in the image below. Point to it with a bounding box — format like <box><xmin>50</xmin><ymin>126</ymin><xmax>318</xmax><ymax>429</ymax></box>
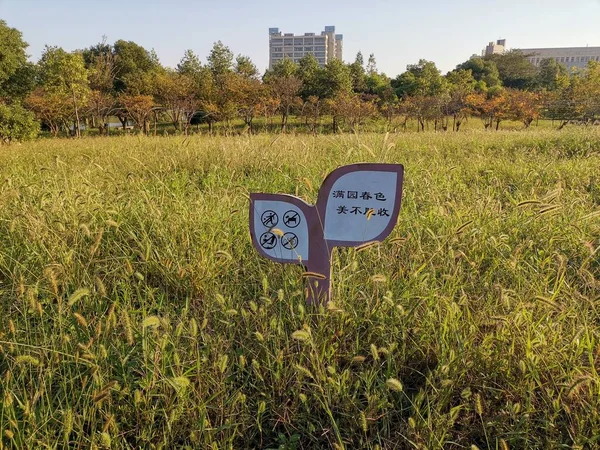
<box><xmin>1</xmin><ymin>0</ymin><xmax>600</xmax><ymax>77</ymax></box>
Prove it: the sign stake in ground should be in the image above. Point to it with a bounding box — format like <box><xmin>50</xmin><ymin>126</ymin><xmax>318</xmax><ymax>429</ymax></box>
<box><xmin>250</xmin><ymin>163</ymin><xmax>404</xmax><ymax>305</ymax></box>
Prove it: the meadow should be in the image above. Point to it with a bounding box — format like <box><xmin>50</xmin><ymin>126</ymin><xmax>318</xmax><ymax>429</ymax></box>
<box><xmin>0</xmin><ymin>128</ymin><xmax>599</xmax><ymax>449</ymax></box>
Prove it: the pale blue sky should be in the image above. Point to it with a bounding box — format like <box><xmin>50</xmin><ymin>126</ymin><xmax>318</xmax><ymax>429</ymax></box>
<box><xmin>1</xmin><ymin>0</ymin><xmax>599</xmax><ymax>77</ymax></box>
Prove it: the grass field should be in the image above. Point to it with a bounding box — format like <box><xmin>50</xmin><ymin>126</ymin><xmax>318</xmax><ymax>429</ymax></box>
<box><xmin>0</xmin><ymin>129</ymin><xmax>599</xmax><ymax>449</ymax></box>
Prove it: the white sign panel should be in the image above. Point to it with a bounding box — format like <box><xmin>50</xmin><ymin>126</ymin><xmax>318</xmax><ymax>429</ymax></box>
<box><xmin>323</xmin><ymin>170</ymin><xmax>398</xmax><ymax>243</ymax></box>
<box><xmin>252</xmin><ymin>200</ymin><xmax>309</xmax><ymax>263</ymax></box>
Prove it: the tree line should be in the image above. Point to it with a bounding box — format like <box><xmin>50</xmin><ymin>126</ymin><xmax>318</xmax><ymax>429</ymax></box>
<box><xmin>1</xmin><ymin>19</ymin><xmax>600</xmax><ymax>143</ymax></box>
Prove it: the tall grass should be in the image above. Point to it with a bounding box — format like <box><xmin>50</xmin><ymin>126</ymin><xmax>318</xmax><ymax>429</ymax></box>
<box><xmin>0</xmin><ymin>128</ymin><xmax>599</xmax><ymax>449</ymax></box>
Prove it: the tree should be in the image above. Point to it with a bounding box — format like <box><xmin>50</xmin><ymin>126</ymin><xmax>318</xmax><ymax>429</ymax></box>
<box><xmin>265</xmin><ymin>57</ymin><xmax>298</xmax><ymax>80</ymax></box>
<box><xmin>326</xmin><ymin>93</ymin><xmax>378</xmax><ymax>133</ymax></box>
<box><xmin>119</xmin><ymin>94</ymin><xmax>154</xmax><ymax>134</ymax></box>
<box><xmin>505</xmin><ymin>89</ymin><xmax>541</xmax><ymax>128</ymax></box>
<box><xmin>365</xmin><ymin>71</ymin><xmax>391</xmax><ymax>96</ymax></box>
<box><xmin>297</xmin><ymin>53</ymin><xmax>324</xmax><ymax>99</ymax></box>
<box><xmin>265</xmin><ymin>60</ymin><xmax>302</xmax><ymax>131</ymax></box>
<box><xmin>232</xmin><ymin>75</ymin><xmax>265</xmax><ymax>133</ymax></box>
<box><xmin>545</xmin><ymin>82</ymin><xmax>579</xmax><ymax>129</ymax></box>
<box><xmin>0</xmin><ymin>103</ymin><xmax>39</xmax><ymax>144</ymax></box>
<box><xmin>83</xmin><ymin>37</ymin><xmax>118</xmax><ymax>93</ymax></box>
<box><xmin>0</xmin><ymin>63</ymin><xmax>37</xmax><ymax>103</ymax></box>
<box><xmin>392</xmin><ymin>60</ymin><xmax>447</xmax><ymax>98</ymax></box>
<box><xmin>25</xmin><ymin>87</ymin><xmax>73</xmax><ymax>137</ymax></box>
<box><xmin>456</xmin><ymin>57</ymin><xmax>502</xmax><ymax>89</ymax></box>
<box><xmin>38</xmin><ymin>46</ymin><xmax>90</xmax><ymax>137</ymax></box>
<box><xmin>467</xmin><ymin>88</ymin><xmax>510</xmax><ymax>130</ymax></box>
<box><xmin>319</xmin><ymin>59</ymin><xmax>352</xmax><ymax>99</ymax></box>
<box><xmin>113</xmin><ymin>40</ymin><xmax>159</xmax><ymax>93</ymax></box>
<box><xmin>177</xmin><ymin>49</ymin><xmax>202</xmax><ymax>77</ymax></box>
<box><xmin>0</xmin><ymin>20</ymin><xmax>28</xmax><ymax>86</ymax></box>
<box><xmin>366</xmin><ymin>53</ymin><xmax>377</xmax><ymax>75</ymax></box>
<box><xmin>154</xmin><ymin>70</ymin><xmax>198</xmax><ymax>131</ymax></box>
<box><xmin>207</xmin><ymin>41</ymin><xmax>234</xmax><ymax>77</ymax></box>
<box><xmin>445</xmin><ymin>69</ymin><xmax>477</xmax><ymax>131</ymax></box>
<box><xmin>86</xmin><ymin>89</ymin><xmax>116</xmax><ymax>134</ymax></box>
<box><xmin>349</xmin><ymin>51</ymin><xmax>367</xmax><ymax>93</ymax></box>
<box><xmin>0</xmin><ymin>21</ymin><xmax>35</xmax><ymax>103</ymax></box>
<box><xmin>486</xmin><ymin>50</ymin><xmax>537</xmax><ymax>90</ymax></box>
<box><xmin>574</xmin><ymin>61</ymin><xmax>600</xmax><ymax>123</ymax></box>
<box><xmin>195</xmin><ymin>66</ymin><xmax>220</xmax><ymax>133</ymax></box>
<box><xmin>300</xmin><ymin>95</ymin><xmax>322</xmax><ymax>133</ymax></box>
<box><xmin>536</xmin><ymin>58</ymin><xmax>569</xmax><ymax>91</ymax></box>
<box><xmin>235</xmin><ymin>55</ymin><xmax>259</xmax><ymax>79</ymax></box>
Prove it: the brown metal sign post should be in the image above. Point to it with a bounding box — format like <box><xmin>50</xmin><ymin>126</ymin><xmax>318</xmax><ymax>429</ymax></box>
<box><xmin>250</xmin><ymin>163</ymin><xmax>404</xmax><ymax>305</ymax></box>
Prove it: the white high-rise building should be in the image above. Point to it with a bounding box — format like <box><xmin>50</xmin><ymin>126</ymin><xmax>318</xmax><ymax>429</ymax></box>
<box><xmin>268</xmin><ymin>26</ymin><xmax>343</xmax><ymax>69</ymax></box>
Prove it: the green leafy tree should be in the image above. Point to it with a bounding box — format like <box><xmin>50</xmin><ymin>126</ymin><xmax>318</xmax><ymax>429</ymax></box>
<box><xmin>177</xmin><ymin>49</ymin><xmax>202</xmax><ymax>77</ymax></box>
<box><xmin>486</xmin><ymin>50</ymin><xmax>537</xmax><ymax>90</ymax></box>
<box><xmin>83</xmin><ymin>38</ymin><xmax>118</xmax><ymax>93</ymax></box>
<box><xmin>0</xmin><ymin>20</ymin><xmax>28</xmax><ymax>86</ymax></box>
<box><xmin>444</xmin><ymin>69</ymin><xmax>477</xmax><ymax>131</ymax></box>
<box><xmin>366</xmin><ymin>53</ymin><xmax>377</xmax><ymax>75</ymax></box>
<box><xmin>536</xmin><ymin>58</ymin><xmax>569</xmax><ymax>91</ymax></box>
<box><xmin>365</xmin><ymin>71</ymin><xmax>391</xmax><ymax>96</ymax></box>
<box><xmin>113</xmin><ymin>40</ymin><xmax>159</xmax><ymax>93</ymax></box>
<box><xmin>456</xmin><ymin>57</ymin><xmax>502</xmax><ymax>89</ymax></box>
<box><xmin>297</xmin><ymin>54</ymin><xmax>324</xmax><ymax>99</ymax></box>
<box><xmin>1</xmin><ymin>63</ymin><xmax>37</xmax><ymax>103</ymax></box>
<box><xmin>319</xmin><ymin>58</ymin><xmax>352</xmax><ymax>99</ymax></box>
<box><xmin>234</xmin><ymin>55</ymin><xmax>259</xmax><ymax>79</ymax></box>
<box><xmin>575</xmin><ymin>61</ymin><xmax>600</xmax><ymax>122</ymax></box>
<box><xmin>393</xmin><ymin>60</ymin><xmax>447</xmax><ymax>98</ymax></box>
<box><xmin>0</xmin><ymin>103</ymin><xmax>39</xmax><ymax>143</ymax></box>
<box><xmin>207</xmin><ymin>41</ymin><xmax>234</xmax><ymax>77</ymax></box>
<box><xmin>38</xmin><ymin>46</ymin><xmax>90</xmax><ymax>137</ymax></box>
<box><xmin>264</xmin><ymin>59</ymin><xmax>302</xmax><ymax>131</ymax></box>
<box><xmin>265</xmin><ymin>58</ymin><xmax>298</xmax><ymax>80</ymax></box>
<box><xmin>0</xmin><ymin>20</ymin><xmax>34</xmax><ymax>102</ymax></box>
<box><xmin>349</xmin><ymin>51</ymin><xmax>367</xmax><ymax>93</ymax></box>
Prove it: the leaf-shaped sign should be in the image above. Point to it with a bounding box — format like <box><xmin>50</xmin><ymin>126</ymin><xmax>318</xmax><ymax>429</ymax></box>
<box><xmin>317</xmin><ymin>166</ymin><xmax>403</xmax><ymax>245</ymax></box>
<box><xmin>250</xmin><ymin>164</ymin><xmax>404</xmax><ymax>304</ymax></box>
<box><xmin>249</xmin><ymin>194</ymin><xmax>312</xmax><ymax>264</ymax></box>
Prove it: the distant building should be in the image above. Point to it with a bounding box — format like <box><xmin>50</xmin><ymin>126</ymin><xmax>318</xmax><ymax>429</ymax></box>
<box><xmin>482</xmin><ymin>39</ymin><xmax>506</xmax><ymax>56</ymax></box>
<box><xmin>520</xmin><ymin>46</ymin><xmax>600</xmax><ymax>70</ymax></box>
<box><xmin>268</xmin><ymin>26</ymin><xmax>343</xmax><ymax>69</ymax></box>
<box><xmin>480</xmin><ymin>39</ymin><xmax>600</xmax><ymax>70</ymax></box>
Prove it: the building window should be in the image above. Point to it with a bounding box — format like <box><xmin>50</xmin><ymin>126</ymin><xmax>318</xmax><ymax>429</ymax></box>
<box><xmin>295</xmin><ymin>47</ymin><xmax>303</xmax><ymax>52</ymax></box>
<box><xmin>284</xmin><ymin>39</ymin><xmax>293</xmax><ymax>45</ymax></box>
<box><xmin>271</xmin><ymin>39</ymin><xmax>283</xmax><ymax>45</ymax></box>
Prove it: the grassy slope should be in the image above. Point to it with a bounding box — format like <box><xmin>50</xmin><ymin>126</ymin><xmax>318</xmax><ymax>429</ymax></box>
<box><xmin>0</xmin><ymin>129</ymin><xmax>599</xmax><ymax>449</ymax></box>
